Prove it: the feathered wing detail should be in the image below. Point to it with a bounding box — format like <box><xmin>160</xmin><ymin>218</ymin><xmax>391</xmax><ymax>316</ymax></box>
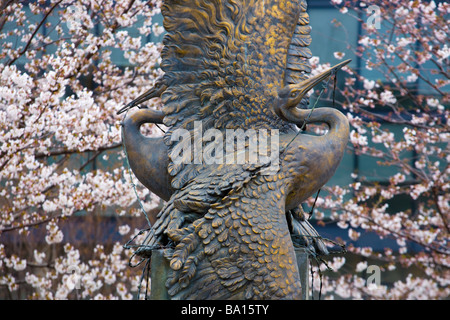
<box><xmin>159</xmin><ymin>0</ymin><xmax>304</xmax><ymax>190</ymax></box>
<box><xmin>162</xmin><ymin>172</ymin><xmax>302</xmax><ymax>300</ymax></box>
<box><xmin>285</xmin><ymin>0</ymin><xmax>312</xmax><ymax>109</ymax></box>
<box><xmin>138</xmin><ymin>160</ymin><xmax>303</xmax><ymax>299</ymax></box>
<box><xmin>288</xmin><ymin>207</ymin><xmax>330</xmax><ymax>256</ymax></box>
<box><xmin>151</xmin><ymin>161</ymin><xmax>267</xmax><ymax>241</ymax></box>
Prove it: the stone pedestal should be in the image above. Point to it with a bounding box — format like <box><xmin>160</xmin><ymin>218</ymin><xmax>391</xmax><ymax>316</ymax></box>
<box><xmin>294</xmin><ymin>247</ymin><xmax>310</xmax><ymax>300</ymax></box>
<box><xmin>149</xmin><ymin>249</ymin><xmax>170</xmax><ymax>300</ymax></box>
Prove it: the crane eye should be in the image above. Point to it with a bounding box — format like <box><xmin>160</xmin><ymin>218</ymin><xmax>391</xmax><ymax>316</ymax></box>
<box><xmin>290</xmin><ymin>92</ymin><xmax>297</xmax><ymax>98</ymax></box>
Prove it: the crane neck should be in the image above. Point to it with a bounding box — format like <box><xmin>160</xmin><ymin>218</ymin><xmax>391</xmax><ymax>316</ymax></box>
<box><xmin>121</xmin><ymin>108</ymin><xmax>173</xmax><ymax>202</ymax></box>
<box><xmin>122</xmin><ymin>108</ymin><xmax>164</xmax><ymax>142</ymax></box>
<box><xmin>286</xmin><ymin>107</ymin><xmax>349</xmax><ymax>140</ymax></box>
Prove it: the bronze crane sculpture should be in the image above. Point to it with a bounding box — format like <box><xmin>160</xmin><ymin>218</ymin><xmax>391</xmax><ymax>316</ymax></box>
<box><xmin>120</xmin><ymin>0</ymin><xmax>350</xmax><ymax>300</ymax></box>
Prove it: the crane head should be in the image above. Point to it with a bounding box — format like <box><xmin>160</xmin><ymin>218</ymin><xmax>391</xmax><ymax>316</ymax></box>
<box><xmin>274</xmin><ymin>59</ymin><xmax>351</xmax><ymax>123</ymax></box>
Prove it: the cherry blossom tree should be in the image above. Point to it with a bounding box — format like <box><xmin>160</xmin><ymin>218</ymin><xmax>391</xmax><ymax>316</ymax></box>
<box><xmin>0</xmin><ymin>0</ymin><xmax>163</xmax><ymax>299</ymax></box>
<box><xmin>0</xmin><ymin>0</ymin><xmax>448</xmax><ymax>300</ymax></box>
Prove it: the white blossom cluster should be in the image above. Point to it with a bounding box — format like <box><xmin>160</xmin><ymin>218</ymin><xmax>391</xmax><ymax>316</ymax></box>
<box><xmin>1</xmin><ymin>0</ymin><xmax>162</xmax><ymax>299</ymax></box>
<box><xmin>0</xmin><ymin>0</ymin><xmax>448</xmax><ymax>300</ymax></box>
<box><xmin>308</xmin><ymin>0</ymin><xmax>449</xmax><ymax>300</ymax></box>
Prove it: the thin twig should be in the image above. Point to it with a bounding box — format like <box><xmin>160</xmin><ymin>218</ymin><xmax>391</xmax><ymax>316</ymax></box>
<box><xmin>7</xmin><ymin>0</ymin><xmax>63</xmax><ymax>66</ymax></box>
<box><xmin>35</xmin><ymin>143</ymin><xmax>121</xmax><ymax>159</ymax></box>
<box><xmin>0</xmin><ymin>214</ymin><xmax>63</xmax><ymax>232</ymax></box>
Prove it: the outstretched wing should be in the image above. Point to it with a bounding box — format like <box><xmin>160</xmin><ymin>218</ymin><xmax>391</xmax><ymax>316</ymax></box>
<box><xmin>160</xmin><ymin>0</ymin><xmax>310</xmax><ymax>189</ymax></box>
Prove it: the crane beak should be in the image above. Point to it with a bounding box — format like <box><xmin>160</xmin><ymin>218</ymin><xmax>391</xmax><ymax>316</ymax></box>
<box><xmin>288</xmin><ymin>59</ymin><xmax>351</xmax><ymax>104</ymax></box>
<box><xmin>117</xmin><ymin>89</ymin><xmax>152</xmax><ymax>115</ymax></box>
<box><xmin>117</xmin><ymin>83</ymin><xmax>167</xmax><ymax>115</ymax></box>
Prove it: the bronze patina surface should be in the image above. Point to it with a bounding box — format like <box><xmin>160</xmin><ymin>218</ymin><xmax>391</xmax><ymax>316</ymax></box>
<box><xmin>120</xmin><ymin>0</ymin><xmax>350</xmax><ymax>300</ymax></box>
